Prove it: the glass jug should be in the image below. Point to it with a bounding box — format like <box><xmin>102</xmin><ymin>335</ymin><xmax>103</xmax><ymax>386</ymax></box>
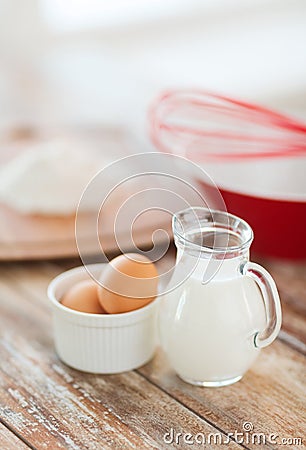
<box><xmin>159</xmin><ymin>207</ymin><xmax>282</xmax><ymax>387</ymax></box>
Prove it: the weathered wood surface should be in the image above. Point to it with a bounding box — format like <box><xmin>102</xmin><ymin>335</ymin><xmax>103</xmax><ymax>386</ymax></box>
<box><xmin>0</xmin><ymin>422</ymin><xmax>30</xmax><ymax>449</ymax></box>
<box><xmin>0</xmin><ymin>253</ymin><xmax>305</xmax><ymax>449</ymax></box>
<box><xmin>139</xmin><ymin>342</ymin><xmax>306</xmax><ymax>450</ymax></box>
<box><xmin>258</xmin><ymin>258</ymin><xmax>306</xmax><ymax>351</ymax></box>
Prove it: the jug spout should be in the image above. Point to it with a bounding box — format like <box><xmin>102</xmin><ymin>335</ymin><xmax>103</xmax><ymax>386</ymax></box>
<box><xmin>172</xmin><ymin>207</ymin><xmax>253</xmax><ymax>283</ymax></box>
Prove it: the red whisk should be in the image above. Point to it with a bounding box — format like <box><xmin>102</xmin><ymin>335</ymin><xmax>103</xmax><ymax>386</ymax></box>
<box><xmin>150</xmin><ymin>90</ymin><xmax>306</xmax><ymax>160</ymax></box>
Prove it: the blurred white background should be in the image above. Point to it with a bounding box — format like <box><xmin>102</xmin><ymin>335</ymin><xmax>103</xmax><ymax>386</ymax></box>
<box><xmin>0</xmin><ymin>0</ymin><xmax>305</xmax><ymax>145</ymax></box>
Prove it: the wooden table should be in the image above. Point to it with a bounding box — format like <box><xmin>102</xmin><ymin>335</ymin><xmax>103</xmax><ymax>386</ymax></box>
<box><xmin>0</xmin><ymin>250</ymin><xmax>305</xmax><ymax>449</ymax></box>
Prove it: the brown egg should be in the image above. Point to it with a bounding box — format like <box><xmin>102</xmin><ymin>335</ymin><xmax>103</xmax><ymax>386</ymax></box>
<box><xmin>97</xmin><ymin>253</ymin><xmax>159</xmax><ymax>314</ymax></box>
<box><xmin>61</xmin><ymin>279</ymin><xmax>106</xmax><ymax>314</ymax></box>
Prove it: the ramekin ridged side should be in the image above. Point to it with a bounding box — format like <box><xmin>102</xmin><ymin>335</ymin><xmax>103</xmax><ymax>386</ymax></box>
<box><xmin>47</xmin><ymin>264</ymin><xmax>159</xmax><ymax>373</ymax></box>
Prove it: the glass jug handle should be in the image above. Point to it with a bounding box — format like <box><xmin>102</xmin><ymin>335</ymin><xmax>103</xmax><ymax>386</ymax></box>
<box><xmin>239</xmin><ymin>261</ymin><xmax>282</xmax><ymax>349</ymax></box>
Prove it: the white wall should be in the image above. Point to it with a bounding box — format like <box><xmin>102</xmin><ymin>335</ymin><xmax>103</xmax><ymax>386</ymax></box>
<box><xmin>0</xmin><ymin>0</ymin><xmax>305</xmax><ymax>144</ymax></box>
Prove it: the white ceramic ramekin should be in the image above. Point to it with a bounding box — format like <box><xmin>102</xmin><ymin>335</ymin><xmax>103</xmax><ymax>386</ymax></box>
<box><xmin>47</xmin><ymin>264</ymin><xmax>159</xmax><ymax>374</ymax></box>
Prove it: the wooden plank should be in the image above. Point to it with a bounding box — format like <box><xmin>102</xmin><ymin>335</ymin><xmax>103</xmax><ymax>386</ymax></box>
<box><xmin>0</xmin><ymin>422</ymin><xmax>31</xmax><ymax>450</ymax></box>
<box><xmin>0</xmin><ymin>268</ymin><xmax>242</xmax><ymax>449</ymax></box>
<box><xmin>138</xmin><ymin>343</ymin><xmax>306</xmax><ymax>450</ymax></box>
<box><xmin>0</xmin><ymin>202</ymin><xmax>171</xmax><ymax>261</ymax></box>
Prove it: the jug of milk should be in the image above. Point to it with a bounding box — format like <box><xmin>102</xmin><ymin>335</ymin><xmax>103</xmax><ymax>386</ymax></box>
<box><xmin>159</xmin><ymin>207</ymin><xmax>282</xmax><ymax>387</ymax></box>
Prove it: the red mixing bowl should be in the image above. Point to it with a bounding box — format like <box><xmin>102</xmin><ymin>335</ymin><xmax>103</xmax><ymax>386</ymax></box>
<box><xmin>196</xmin><ymin>156</ymin><xmax>306</xmax><ymax>260</ymax></box>
<box><xmin>220</xmin><ymin>188</ymin><xmax>306</xmax><ymax>259</ymax></box>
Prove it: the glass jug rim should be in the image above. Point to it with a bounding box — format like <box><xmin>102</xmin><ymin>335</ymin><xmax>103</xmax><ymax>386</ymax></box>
<box><xmin>172</xmin><ymin>207</ymin><xmax>254</xmax><ymax>255</ymax></box>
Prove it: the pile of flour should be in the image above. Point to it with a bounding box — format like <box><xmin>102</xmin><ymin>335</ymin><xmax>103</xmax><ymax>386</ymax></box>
<box><xmin>0</xmin><ymin>140</ymin><xmax>111</xmax><ymax>215</ymax></box>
